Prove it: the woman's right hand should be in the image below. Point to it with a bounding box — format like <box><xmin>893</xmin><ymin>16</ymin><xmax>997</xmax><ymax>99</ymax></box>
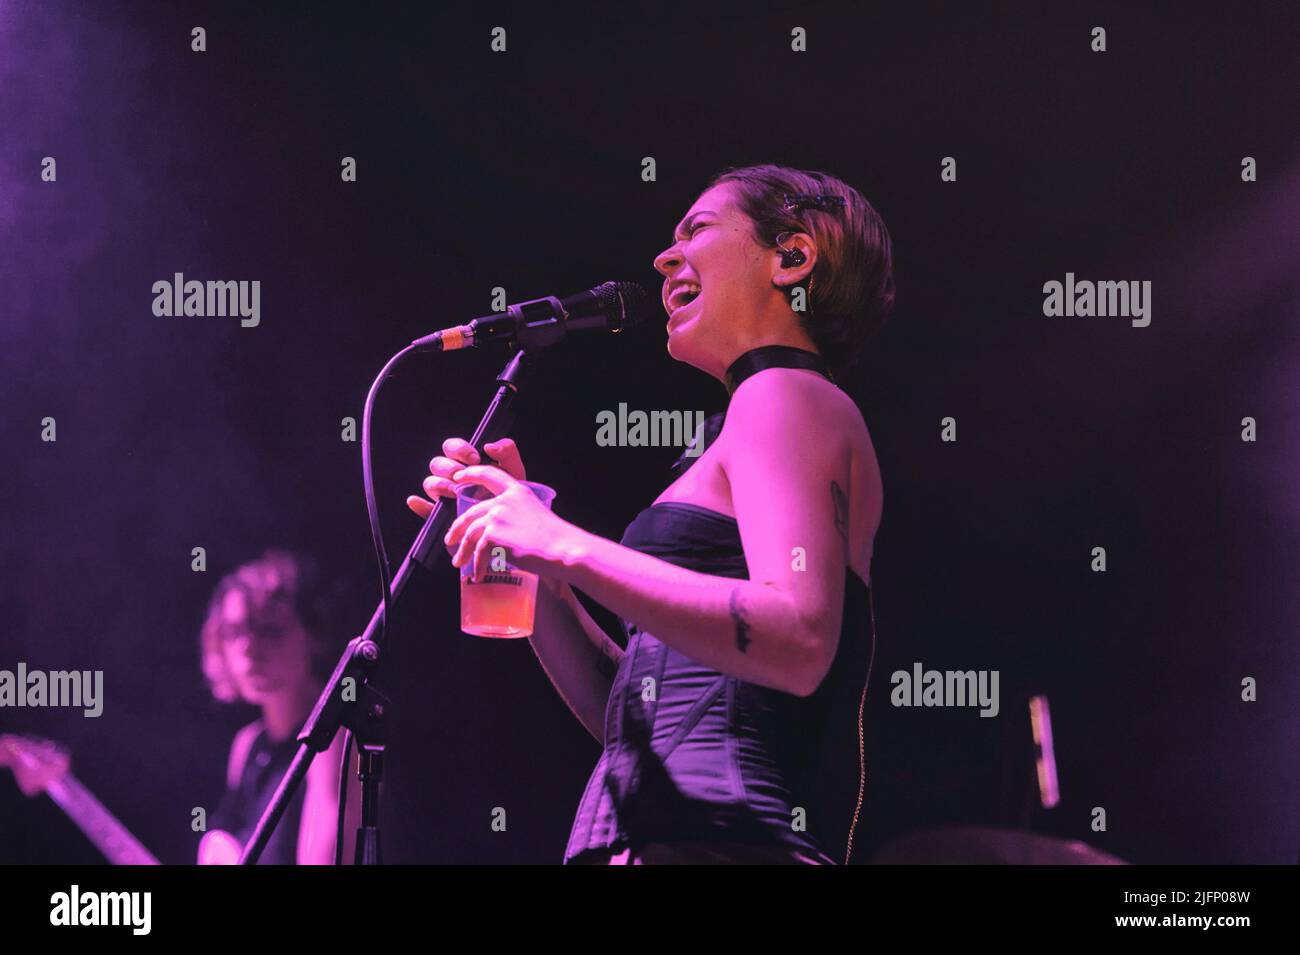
<box><xmin>405</xmin><ymin>437</ymin><xmax>527</xmax><ymax>519</ymax></box>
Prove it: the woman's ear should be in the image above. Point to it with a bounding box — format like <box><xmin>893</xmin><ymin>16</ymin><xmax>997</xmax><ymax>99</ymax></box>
<box><xmin>772</xmin><ymin>231</ymin><xmax>817</xmax><ymax>287</ymax></box>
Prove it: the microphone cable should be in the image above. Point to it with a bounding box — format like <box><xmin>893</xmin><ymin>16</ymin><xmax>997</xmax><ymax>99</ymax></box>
<box><xmin>333</xmin><ymin>342</ymin><xmax>419</xmax><ymax>863</ymax></box>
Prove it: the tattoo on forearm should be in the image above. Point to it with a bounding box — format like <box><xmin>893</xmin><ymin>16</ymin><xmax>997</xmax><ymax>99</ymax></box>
<box><xmin>831</xmin><ymin>479</ymin><xmax>850</xmax><ymax>555</ymax></box>
<box><xmin>729</xmin><ymin>588</ymin><xmax>753</xmax><ymax>653</ymax></box>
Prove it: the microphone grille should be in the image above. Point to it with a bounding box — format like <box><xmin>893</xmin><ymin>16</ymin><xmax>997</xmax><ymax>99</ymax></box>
<box><xmin>596</xmin><ymin>281</ymin><xmax>651</xmax><ymax>331</ymax></box>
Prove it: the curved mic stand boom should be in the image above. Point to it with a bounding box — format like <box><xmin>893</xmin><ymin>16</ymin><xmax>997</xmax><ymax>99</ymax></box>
<box><xmin>238</xmin><ymin>346</ymin><xmax>539</xmax><ymax>864</ymax></box>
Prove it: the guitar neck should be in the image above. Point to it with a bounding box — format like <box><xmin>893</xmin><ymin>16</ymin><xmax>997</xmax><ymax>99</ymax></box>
<box><xmin>45</xmin><ymin>773</ymin><xmax>160</xmax><ymax>866</ymax></box>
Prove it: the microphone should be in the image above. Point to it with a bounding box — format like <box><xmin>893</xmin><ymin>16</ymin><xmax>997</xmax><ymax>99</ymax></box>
<box><xmin>412</xmin><ymin>281</ymin><xmax>650</xmax><ymax>352</ymax></box>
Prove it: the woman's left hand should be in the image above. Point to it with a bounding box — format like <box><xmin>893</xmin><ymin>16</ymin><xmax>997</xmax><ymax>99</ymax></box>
<box><xmin>444</xmin><ymin>466</ymin><xmax>576</xmax><ymax>581</ymax></box>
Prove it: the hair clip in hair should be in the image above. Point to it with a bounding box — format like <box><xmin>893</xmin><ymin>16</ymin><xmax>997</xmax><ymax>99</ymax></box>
<box><xmin>782</xmin><ymin>192</ymin><xmax>846</xmax><ymax>214</ymax></box>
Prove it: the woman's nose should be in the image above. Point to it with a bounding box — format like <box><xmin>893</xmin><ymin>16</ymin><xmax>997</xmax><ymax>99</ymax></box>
<box><xmin>653</xmin><ymin>244</ymin><xmax>681</xmax><ymax>276</ymax></box>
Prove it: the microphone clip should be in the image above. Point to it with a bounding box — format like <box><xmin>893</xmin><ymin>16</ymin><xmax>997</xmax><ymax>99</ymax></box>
<box><xmin>413</xmin><ymin>295</ymin><xmax>568</xmax><ymax>353</ymax></box>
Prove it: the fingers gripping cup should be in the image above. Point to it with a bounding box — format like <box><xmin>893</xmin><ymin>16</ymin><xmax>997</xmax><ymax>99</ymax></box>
<box><xmin>455</xmin><ymin>481</ymin><xmax>557</xmax><ymax>638</ymax></box>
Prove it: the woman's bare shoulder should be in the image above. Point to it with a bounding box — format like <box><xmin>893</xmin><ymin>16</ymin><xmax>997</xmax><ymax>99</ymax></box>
<box><xmin>728</xmin><ymin>367</ymin><xmax>859</xmax><ymax>427</ymax></box>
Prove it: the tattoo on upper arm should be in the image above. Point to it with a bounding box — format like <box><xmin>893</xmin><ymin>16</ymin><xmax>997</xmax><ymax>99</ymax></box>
<box><xmin>831</xmin><ymin>479</ymin><xmax>850</xmax><ymax>555</ymax></box>
<box><xmin>729</xmin><ymin>588</ymin><xmax>753</xmax><ymax>653</ymax></box>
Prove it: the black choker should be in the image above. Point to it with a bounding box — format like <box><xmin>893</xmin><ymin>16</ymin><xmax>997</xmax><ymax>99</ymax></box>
<box><xmin>670</xmin><ymin>345</ymin><xmax>834</xmax><ymax>475</ymax></box>
<box><xmin>724</xmin><ymin>344</ymin><xmax>833</xmax><ymax>395</ymax></box>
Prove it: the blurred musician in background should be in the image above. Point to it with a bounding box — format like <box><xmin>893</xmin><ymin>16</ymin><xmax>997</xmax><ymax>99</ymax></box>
<box><xmin>2</xmin><ymin>549</ymin><xmax>360</xmax><ymax>865</ymax></box>
<box><xmin>198</xmin><ymin>549</ymin><xmax>360</xmax><ymax>864</ymax></box>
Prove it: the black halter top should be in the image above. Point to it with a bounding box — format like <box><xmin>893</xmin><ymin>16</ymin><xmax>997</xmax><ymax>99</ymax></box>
<box><xmin>564</xmin><ymin>346</ymin><xmax>873</xmax><ymax>864</ymax></box>
<box><xmin>209</xmin><ymin>724</ymin><xmax>306</xmax><ymax>865</ymax></box>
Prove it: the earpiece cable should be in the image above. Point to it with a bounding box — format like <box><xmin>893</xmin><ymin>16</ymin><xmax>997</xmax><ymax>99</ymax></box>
<box><xmin>844</xmin><ymin>582</ymin><xmax>878</xmax><ymax>865</ymax></box>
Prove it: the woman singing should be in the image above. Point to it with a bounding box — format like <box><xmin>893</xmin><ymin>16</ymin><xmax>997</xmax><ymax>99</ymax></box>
<box><xmin>408</xmin><ymin>164</ymin><xmax>893</xmax><ymax>864</ymax></box>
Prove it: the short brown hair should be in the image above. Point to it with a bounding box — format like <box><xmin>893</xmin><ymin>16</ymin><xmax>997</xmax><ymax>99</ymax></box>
<box><xmin>199</xmin><ymin>549</ymin><xmax>342</xmax><ymax>703</ymax></box>
<box><xmin>707</xmin><ymin>164</ymin><xmax>896</xmax><ymax>377</ymax></box>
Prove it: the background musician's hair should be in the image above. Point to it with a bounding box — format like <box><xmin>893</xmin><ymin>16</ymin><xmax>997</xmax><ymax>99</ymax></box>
<box><xmin>199</xmin><ymin>549</ymin><xmax>346</xmax><ymax>703</ymax></box>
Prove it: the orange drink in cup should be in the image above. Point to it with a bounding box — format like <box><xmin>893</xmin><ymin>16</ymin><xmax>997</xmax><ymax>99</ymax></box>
<box><xmin>455</xmin><ymin>481</ymin><xmax>556</xmax><ymax>638</ymax></box>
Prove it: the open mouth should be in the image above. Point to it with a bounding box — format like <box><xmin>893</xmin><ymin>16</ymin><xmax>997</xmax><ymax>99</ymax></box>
<box><xmin>667</xmin><ymin>283</ymin><xmax>702</xmax><ymax>322</ymax></box>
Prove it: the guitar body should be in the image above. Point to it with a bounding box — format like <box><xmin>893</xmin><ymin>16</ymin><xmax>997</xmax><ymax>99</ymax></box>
<box><xmin>197</xmin><ymin>828</ymin><xmax>244</xmax><ymax>865</ymax></box>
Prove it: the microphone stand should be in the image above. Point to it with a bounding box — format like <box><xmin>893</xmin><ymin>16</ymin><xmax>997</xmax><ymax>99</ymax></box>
<box><xmin>239</xmin><ymin>346</ymin><xmax>539</xmax><ymax>864</ymax></box>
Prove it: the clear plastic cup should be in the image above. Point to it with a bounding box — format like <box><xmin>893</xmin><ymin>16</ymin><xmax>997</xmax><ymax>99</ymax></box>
<box><xmin>454</xmin><ymin>480</ymin><xmax>557</xmax><ymax>638</ymax></box>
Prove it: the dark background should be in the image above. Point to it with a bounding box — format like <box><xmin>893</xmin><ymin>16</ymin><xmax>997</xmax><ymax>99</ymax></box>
<box><xmin>1</xmin><ymin>0</ymin><xmax>1296</xmax><ymax>864</ymax></box>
